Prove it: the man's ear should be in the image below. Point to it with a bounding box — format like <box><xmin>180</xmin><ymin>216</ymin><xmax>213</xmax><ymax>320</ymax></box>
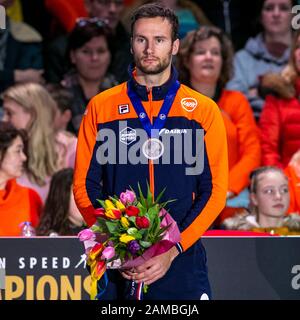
<box><xmin>172</xmin><ymin>38</ymin><xmax>180</xmax><ymax>55</ymax></box>
<box><xmin>130</xmin><ymin>37</ymin><xmax>133</xmax><ymax>54</ymax></box>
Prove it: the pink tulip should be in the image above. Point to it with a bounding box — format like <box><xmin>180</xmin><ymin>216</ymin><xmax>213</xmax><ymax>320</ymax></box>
<box><xmin>120</xmin><ymin>190</ymin><xmax>136</xmax><ymax>205</ymax></box>
<box><xmin>78</xmin><ymin>229</ymin><xmax>96</xmax><ymax>242</ymax></box>
<box><xmin>101</xmin><ymin>246</ymin><xmax>115</xmax><ymax>260</ymax></box>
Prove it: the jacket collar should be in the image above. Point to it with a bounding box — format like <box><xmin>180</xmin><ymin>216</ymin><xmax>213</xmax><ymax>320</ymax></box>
<box><xmin>127</xmin><ymin>63</ymin><xmax>179</xmax><ymax>101</ymax></box>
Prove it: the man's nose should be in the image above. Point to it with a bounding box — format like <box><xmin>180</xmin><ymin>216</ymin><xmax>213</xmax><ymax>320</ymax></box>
<box><xmin>146</xmin><ymin>41</ymin><xmax>154</xmax><ymax>54</ymax></box>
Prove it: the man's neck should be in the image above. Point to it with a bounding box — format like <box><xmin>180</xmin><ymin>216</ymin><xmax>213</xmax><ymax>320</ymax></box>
<box><xmin>135</xmin><ymin>66</ymin><xmax>172</xmax><ymax>89</ymax></box>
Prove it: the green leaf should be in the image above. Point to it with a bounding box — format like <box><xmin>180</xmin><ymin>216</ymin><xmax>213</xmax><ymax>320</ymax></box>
<box><xmin>139</xmin><ymin>241</ymin><xmax>152</xmax><ymax>248</ymax></box>
<box><xmin>146</xmin><ymin>181</ymin><xmax>153</xmax><ymax>206</ymax></box>
<box><xmin>147</xmin><ymin>206</ymin><xmax>159</xmax><ymax>221</ymax></box>
<box><xmin>127</xmin><ymin>216</ymin><xmax>137</xmax><ymax>226</ymax></box>
<box><xmin>137</xmin><ymin>202</ymin><xmax>147</xmax><ymax>215</ymax></box>
<box><xmin>105</xmin><ymin>221</ymin><xmax>118</xmax><ymax>233</ymax></box>
<box><xmin>153</xmin><ymin>187</ymin><xmax>166</xmax><ymax>205</ymax></box>
<box><xmin>127</xmin><ymin>227</ymin><xmax>138</xmax><ymax>235</ymax></box>
<box><xmin>137</xmin><ymin>182</ymin><xmax>147</xmax><ymax>207</ymax></box>
<box><xmin>159</xmin><ymin>199</ymin><xmax>177</xmax><ymax>209</ymax></box>
<box><xmin>96</xmin><ymin>199</ymin><xmax>106</xmax><ymax>209</ymax></box>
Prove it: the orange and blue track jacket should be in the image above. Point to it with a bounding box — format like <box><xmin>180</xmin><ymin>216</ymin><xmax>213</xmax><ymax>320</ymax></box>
<box><xmin>73</xmin><ymin>67</ymin><xmax>228</xmax><ymax>252</ymax></box>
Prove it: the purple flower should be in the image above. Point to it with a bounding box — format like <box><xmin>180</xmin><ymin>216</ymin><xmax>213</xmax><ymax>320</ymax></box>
<box><xmin>127</xmin><ymin>240</ymin><xmax>140</xmax><ymax>255</ymax></box>
<box><xmin>120</xmin><ymin>190</ymin><xmax>136</xmax><ymax>205</ymax></box>
<box><xmin>78</xmin><ymin>229</ymin><xmax>96</xmax><ymax>241</ymax></box>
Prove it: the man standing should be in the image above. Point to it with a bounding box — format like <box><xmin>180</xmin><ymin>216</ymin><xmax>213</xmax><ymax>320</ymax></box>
<box><xmin>74</xmin><ymin>3</ymin><xmax>228</xmax><ymax>300</ymax></box>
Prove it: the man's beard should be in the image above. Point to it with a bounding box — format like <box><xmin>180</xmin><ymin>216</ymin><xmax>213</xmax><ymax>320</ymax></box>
<box><xmin>134</xmin><ymin>51</ymin><xmax>172</xmax><ymax>75</ymax></box>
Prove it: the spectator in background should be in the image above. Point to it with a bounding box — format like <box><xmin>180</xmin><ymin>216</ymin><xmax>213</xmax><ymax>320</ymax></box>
<box><xmin>62</xmin><ymin>18</ymin><xmax>117</xmax><ymax>134</ymax></box>
<box><xmin>0</xmin><ymin>0</ymin><xmax>44</xmax><ymax>93</ymax></box>
<box><xmin>44</xmin><ymin>0</ymin><xmax>132</xmax><ymax>84</ymax></box>
<box><xmin>0</xmin><ymin>122</ymin><xmax>42</xmax><ymax>236</ymax></box>
<box><xmin>226</xmin><ymin>0</ymin><xmax>295</xmax><ymax>121</ymax></box>
<box><xmin>222</xmin><ymin>166</ymin><xmax>300</xmax><ymax>235</ymax></box>
<box><xmin>36</xmin><ymin>168</ymin><xmax>85</xmax><ymax>236</ymax></box>
<box><xmin>259</xmin><ymin>30</ymin><xmax>300</xmax><ymax>168</ymax></box>
<box><xmin>46</xmin><ymin>83</ymin><xmax>74</xmax><ymax>132</ymax></box>
<box><xmin>177</xmin><ymin>26</ymin><xmax>261</xmax><ymax>224</ymax></box>
<box><xmin>2</xmin><ymin>83</ymin><xmax>76</xmax><ymax>203</ymax></box>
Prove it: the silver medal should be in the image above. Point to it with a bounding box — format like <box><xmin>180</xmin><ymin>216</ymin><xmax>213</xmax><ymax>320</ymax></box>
<box><xmin>142</xmin><ymin>138</ymin><xmax>164</xmax><ymax>160</ymax></box>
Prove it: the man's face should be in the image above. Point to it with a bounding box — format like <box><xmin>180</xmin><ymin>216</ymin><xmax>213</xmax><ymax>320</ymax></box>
<box><xmin>85</xmin><ymin>0</ymin><xmax>124</xmax><ymax>31</ymax></box>
<box><xmin>131</xmin><ymin>17</ymin><xmax>179</xmax><ymax>75</ymax></box>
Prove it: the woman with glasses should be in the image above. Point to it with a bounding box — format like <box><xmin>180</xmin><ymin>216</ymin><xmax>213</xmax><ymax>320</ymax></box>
<box><xmin>177</xmin><ymin>26</ymin><xmax>261</xmax><ymax>225</ymax></box>
<box><xmin>222</xmin><ymin>166</ymin><xmax>300</xmax><ymax>235</ymax></box>
<box><xmin>226</xmin><ymin>0</ymin><xmax>296</xmax><ymax>121</ymax></box>
<box><xmin>62</xmin><ymin>18</ymin><xmax>118</xmax><ymax>133</ymax></box>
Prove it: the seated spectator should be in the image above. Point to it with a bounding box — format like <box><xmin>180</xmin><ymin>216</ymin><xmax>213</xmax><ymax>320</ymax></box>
<box><xmin>0</xmin><ymin>0</ymin><xmax>44</xmax><ymax>93</ymax></box>
<box><xmin>36</xmin><ymin>168</ymin><xmax>85</xmax><ymax>236</ymax></box>
<box><xmin>0</xmin><ymin>122</ymin><xmax>42</xmax><ymax>236</ymax></box>
<box><xmin>44</xmin><ymin>0</ymin><xmax>131</xmax><ymax>84</ymax></box>
<box><xmin>226</xmin><ymin>0</ymin><xmax>295</xmax><ymax>121</ymax></box>
<box><xmin>61</xmin><ymin>18</ymin><xmax>118</xmax><ymax>134</ymax></box>
<box><xmin>259</xmin><ymin>30</ymin><xmax>300</xmax><ymax>168</ymax></box>
<box><xmin>177</xmin><ymin>26</ymin><xmax>261</xmax><ymax>224</ymax></box>
<box><xmin>222</xmin><ymin>166</ymin><xmax>300</xmax><ymax>235</ymax></box>
<box><xmin>2</xmin><ymin>83</ymin><xmax>76</xmax><ymax>203</ymax></box>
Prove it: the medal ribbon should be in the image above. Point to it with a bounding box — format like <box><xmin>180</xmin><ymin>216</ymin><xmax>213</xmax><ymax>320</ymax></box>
<box><xmin>127</xmin><ymin>79</ymin><xmax>180</xmax><ymax>138</ymax></box>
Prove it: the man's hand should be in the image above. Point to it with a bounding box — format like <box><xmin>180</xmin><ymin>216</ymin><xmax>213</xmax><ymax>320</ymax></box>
<box><xmin>121</xmin><ymin>246</ymin><xmax>179</xmax><ymax>285</ymax></box>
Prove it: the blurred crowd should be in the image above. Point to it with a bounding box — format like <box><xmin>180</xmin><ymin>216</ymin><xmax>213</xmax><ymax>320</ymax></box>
<box><xmin>0</xmin><ymin>0</ymin><xmax>299</xmax><ymax>236</ymax></box>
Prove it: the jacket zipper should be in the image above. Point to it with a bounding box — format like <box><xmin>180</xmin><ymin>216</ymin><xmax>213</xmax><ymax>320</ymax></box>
<box><xmin>147</xmin><ymin>88</ymin><xmax>155</xmax><ymax>199</ymax></box>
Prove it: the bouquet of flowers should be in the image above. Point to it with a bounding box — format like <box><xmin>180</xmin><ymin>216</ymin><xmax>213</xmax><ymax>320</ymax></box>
<box><xmin>78</xmin><ymin>184</ymin><xmax>181</xmax><ymax>300</ymax></box>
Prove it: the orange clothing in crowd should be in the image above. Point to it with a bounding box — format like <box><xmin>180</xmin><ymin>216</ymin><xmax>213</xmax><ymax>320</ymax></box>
<box><xmin>215</xmin><ymin>90</ymin><xmax>261</xmax><ymax>224</ymax></box>
<box><xmin>285</xmin><ymin>165</ymin><xmax>300</xmax><ymax>214</ymax></box>
<box><xmin>218</xmin><ymin>90</ymin><xmax>261</xmax><ymax>194</ymax></box>
<box><xmin>0</xmin><ymin>179</ymin><xmax>42</xmax><ymax>236</ymax></box>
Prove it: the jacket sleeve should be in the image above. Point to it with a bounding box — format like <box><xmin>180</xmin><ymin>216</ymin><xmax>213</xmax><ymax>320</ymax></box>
<box><xmin>228</xmin><ymin>94</ymin><xmax>261</xmax><ymax>194</ymax></box>
<box><xmin>259</xmin><ymin>95</ymin><xmax>282</xmax><ymax>167</ymax></box>
<box><xmin>73</xmin><ymin>98</ymin><xmax>101</xmax><ymax>226</ymax></box>
<box><xmin>179</xmin><ymin>99</ymin><xmax>228</xmax><ymax>251</ymax></box>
